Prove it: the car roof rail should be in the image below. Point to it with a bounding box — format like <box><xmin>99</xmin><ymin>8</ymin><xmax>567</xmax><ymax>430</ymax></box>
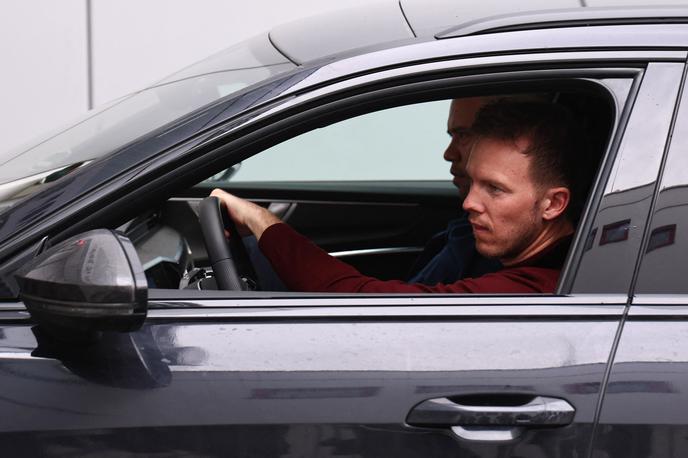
<box><xmin>437</xmin><ymin>6</ymin><xmax>688</xmax><ymax>39</ymax></box>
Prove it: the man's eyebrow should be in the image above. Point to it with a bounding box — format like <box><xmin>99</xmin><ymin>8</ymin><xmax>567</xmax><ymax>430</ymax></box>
<box><xmin>448</xmin><ymin>127</ymin><xmax>471</xmax><ymax>136</ymax></box>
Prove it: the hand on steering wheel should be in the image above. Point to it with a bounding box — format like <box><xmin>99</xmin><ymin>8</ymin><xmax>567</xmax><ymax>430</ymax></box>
<box><xmin>198</xmin><ymin>196</ymin><xmax>257</xmax><ymax>290</ymax></box>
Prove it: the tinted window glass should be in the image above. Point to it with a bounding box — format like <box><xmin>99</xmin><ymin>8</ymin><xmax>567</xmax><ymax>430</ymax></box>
<box><xmin>572</xmin><ymin>65</ymin><xmax>683</xmax><ymax>294</ymax></box>
<box><xmin>635</xmin><ymin>72</ymin><xmax>688</xmax><ymax>294</ymax></box>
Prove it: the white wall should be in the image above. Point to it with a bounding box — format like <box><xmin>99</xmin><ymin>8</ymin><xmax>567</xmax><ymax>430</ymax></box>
<box><xmin>0</xmin><ymin>0</ymin><xmax>371</xmax><ymax>156</ymax></box>
<box><xmin>0</xmin><ymin>0</ymin><xmax>87</xmax><ymax>156</ymax></box>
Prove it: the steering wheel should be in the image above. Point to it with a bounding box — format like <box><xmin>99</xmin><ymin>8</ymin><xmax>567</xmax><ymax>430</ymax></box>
<box><xmin>198</xmin><ymin>196</ymin><xmax>257</xmax><ymax>290</ymax></box>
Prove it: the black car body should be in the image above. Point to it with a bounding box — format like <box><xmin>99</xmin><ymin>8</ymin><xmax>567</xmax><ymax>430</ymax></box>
<box><xmin>1</xmin><ymin>5</ymin><xmax>688</xmax><ymax>457</ymax></box>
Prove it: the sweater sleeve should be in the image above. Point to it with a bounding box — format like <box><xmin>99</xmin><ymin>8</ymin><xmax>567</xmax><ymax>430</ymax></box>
<box><xmin>258</xmin><ymin>223</ymin><xmax>559</xmax><ymax>294</ymax></box>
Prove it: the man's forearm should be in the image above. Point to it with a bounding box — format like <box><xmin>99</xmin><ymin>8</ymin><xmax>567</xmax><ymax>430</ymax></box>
<box><xmin>248</xmin><ymin>206</ymin><xmax>282</xmax><ymax>240</ymax></box>
<box><xmin>210</xmin><ymin>188</ymin><xmax>282</xmax><ymax>239</ymax></box>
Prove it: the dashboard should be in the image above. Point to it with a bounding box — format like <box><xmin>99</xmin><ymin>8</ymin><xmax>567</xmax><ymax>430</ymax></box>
<box><xmin>122</xmin><ymin>200</ymin><xmax>208</xmax><ymax>289</ymax></box>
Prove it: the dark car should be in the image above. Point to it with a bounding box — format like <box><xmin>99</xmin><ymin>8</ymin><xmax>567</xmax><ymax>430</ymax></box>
<box><xmin>1</xmin><ymin>4</ymin><xmax>688</xmax><ymax>457</ymax></box>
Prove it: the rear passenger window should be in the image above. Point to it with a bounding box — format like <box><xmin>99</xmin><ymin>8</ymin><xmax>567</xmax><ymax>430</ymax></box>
<box><xmin>635</xmin><ymin>80</ymin><xmax>688</xmax><ymax>294</ymax></box>
<box><xmin>571</xmin><ymin>65</ymin><xmax>683</xmax><ymax>295</ymax></box>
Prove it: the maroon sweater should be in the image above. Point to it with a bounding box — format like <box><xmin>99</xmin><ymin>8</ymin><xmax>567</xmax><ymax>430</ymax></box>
<box><xmin>258</xmin><ymin>223</ymin><xmax>569</xmax><ymax>294</ymax></box>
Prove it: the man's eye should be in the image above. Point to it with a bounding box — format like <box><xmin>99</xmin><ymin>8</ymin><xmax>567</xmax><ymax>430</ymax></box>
<box><xmin>457</xmin><ymin>131</ymin><xmax>474</xmax><ymax>141</ymax></box>
<box><xmin>487</xmin><ymin>184</ymin><xmax>503</xmax><ymax>194</ymax></box>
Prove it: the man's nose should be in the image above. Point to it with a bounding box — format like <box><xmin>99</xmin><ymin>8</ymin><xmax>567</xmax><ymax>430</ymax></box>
<box><xmin>443</xmin><ymin>138</ymin><xmax>460</xmax><ymax>163</ymax></box>
<box><xmin>462</xmin><ymin>186</ymin><xmax>481</xmax><ymax>213</ymax></box>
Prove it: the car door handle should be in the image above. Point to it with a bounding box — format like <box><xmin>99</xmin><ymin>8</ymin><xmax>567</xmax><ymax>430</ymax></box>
<box><xmin>406</xmin><ymin>395</ymin><xmax>575</xmax><ymax>442</ymax></box>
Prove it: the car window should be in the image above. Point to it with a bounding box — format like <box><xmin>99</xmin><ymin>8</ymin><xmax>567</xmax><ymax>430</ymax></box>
<box><xmin>634</xmin><ymin>73</ymin><xmax>688</xmax><ymax>294</ymax></box>
<box><xmin>186</xmin><ymin>83</ymin><xmax>629</xmax><ymax>295</ymax></box>
<box><xmin>570</xmin><ymin>64</ymin><xmax>684</xmax><ymax>295</ymax></box>
<box><xmin>223</xmin><ymin>100</ymin><xmax>452</xmax><ymax>182</ymax></box>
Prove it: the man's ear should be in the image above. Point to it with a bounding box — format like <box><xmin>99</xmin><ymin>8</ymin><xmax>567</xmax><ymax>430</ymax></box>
<box><xmin>540</xmin><ymin>187</ymin><xmax>570</xmax><ymax>221</ymax></box>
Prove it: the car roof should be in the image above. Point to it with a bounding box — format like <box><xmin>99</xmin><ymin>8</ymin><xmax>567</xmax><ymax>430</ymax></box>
<box><xmin>267</xmin><ymin>1</ymin><xmax>688</xmax><ymax>65</ymax></box>
<box><xmin>440</xmin><ymin>5</ymin><xmax>688</xmax><ymax>37</ymax></box>
<box><xmin>401</xmin><ymin>0</ymin><xmax>579</xmax><ymax>37</ymax></box>
<box><xmin>270</xmin><ymin>0</ymin><xmax>580</xmax><ymax>64</ymax></box>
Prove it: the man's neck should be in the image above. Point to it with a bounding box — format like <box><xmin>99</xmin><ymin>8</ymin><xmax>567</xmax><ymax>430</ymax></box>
<box><xmin>500</xmin><ymin>221</ymin><xmax>574</xmax><ymax>267</ymax></box>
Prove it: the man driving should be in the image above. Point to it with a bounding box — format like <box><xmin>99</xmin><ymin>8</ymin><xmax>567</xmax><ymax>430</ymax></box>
<box><xmin>210</xmin><ymin>99</ymin><xmax>586</xmax><ymax>294</ymax></box>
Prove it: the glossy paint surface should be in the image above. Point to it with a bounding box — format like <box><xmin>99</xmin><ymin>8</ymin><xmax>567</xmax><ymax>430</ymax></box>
<box><xmin>0</xmin><ymin>306</ymin><xmax>621</xmax><ymax>456</ymax></box>
<box><xmin>593</xmin><ymin>311</ymin><xmax>688</xmax><ymax>457</ymax></box>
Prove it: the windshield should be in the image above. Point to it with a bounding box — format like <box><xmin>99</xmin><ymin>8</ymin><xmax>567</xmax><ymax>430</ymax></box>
<box><xmin>0</xmin><ymin>33</ymin><xmax>294</xmax><ymax>206</ymax></box>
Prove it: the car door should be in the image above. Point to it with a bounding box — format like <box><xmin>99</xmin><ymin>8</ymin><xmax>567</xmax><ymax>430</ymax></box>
<box><xmin>0</xmin><ymin>49</ymin><xmax>680</xmax><ymax>457</ymax></box>
<box><xmin>591</xmin><ymin>58</ymin><xmax>688</xmax><ymax>458</ymax></box>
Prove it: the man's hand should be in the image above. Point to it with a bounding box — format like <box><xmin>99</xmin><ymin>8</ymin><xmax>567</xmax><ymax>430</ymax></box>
<box><xmin>210</xmin><ymin>189</ymin><xmax>281</xmax><ymax>240</ymax></box>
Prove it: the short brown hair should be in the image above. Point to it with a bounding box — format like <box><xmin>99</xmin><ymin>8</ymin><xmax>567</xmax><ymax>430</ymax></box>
<box><xmin>471</xmin><ymin>99</ymin><xmax>591</xmax><ymax>222</ymax></box>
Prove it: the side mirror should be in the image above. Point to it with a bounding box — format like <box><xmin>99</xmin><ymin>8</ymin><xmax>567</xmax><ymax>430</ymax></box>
<box><xmin>16</xmin><ymin>229</ymin><xmax>147</xmax><ymax>337</ymax></box>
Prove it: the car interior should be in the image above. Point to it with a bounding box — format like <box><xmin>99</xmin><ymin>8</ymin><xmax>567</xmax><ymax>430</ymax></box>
<box><xmin>121</xmin><ymin>81</ymin><xmax>615</xmax><ymax>294</ymax></box>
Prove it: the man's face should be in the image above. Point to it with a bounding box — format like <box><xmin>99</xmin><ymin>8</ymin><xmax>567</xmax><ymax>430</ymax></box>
<box><xmin>443</xmin><ymin>98</ymin><xmax>489</xmax><ymax>199</ymax></box>
<box><xmin>462</xmin><ymin>136</ymin><xmax>546</xmax><ymax>262</ymax></box>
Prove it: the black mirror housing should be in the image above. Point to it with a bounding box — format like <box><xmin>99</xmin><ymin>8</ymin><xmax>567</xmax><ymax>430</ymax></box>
<box><xmin>16</xmin><ymin>230</ymin><xmax>147</xmax><ymax>335</ymax></box>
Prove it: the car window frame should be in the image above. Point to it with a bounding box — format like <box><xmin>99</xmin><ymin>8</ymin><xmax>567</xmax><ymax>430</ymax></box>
<box><xmin>156</xmin><ymin>64</ymin><xmax>650</xmax><ymax>304</ymax></box>
<box><xmin>2</xmin><ymin>48</ymin><xmax>684</xmax><ymax>307</ymax></box>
